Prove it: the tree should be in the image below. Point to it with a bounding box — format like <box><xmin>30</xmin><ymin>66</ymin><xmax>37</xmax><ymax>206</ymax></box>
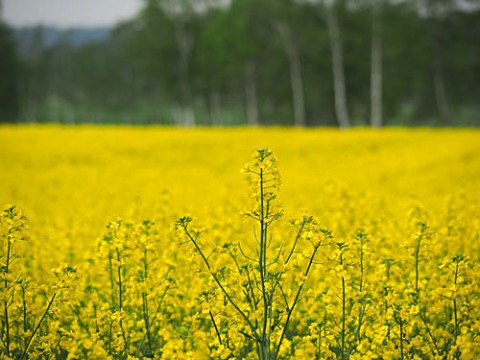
<box><xmin>370</xmin><ymin>0</ymin><xmax>383</xmax><ymax>127</ymax></box>
<box><xmin>8</xmin><ymin>0</ymin><xmax>480</xmax><ymax>126</ymax></box>
<box><xmin>271</xmin><ymin>0</ymin><xmax>307</xmax><ymax>126</ymax></box>
<box><xmin>210</xmin><ymin>0</ymin><xmax>272</xmax><ymax>126</ymax></box>
<box><xmin>196</xmin><ymin>7</ymin><xmax>225</xmax><ymax>125</ymax></box>
<box><xmin>308</xmin><ymin>0</ymin><xmax>351</xmax><ymax>127</ymax></box>
<box><xmin>19</xmin><ymin>26</ymin><xmax>49</xmax><ymax>122</ymax></box>
<box><xmin>143</xmin><ymin>0</ymin><xmax>199</xmax><ymax>126</ymax></box>
<box><xmin>228</xmin><ymin>0</ymin><xmax>270</xmax><ymax>126</ymax></box>
<box><xmin>325</xmin><ymin>1</ymin><xmax>351</xmax><ymax>127</ymax></box>
<box><xmin>0</xmin><ymin>20</ymin><xmax>19</xmax><ymax>122</ymax></box>
<box><xmin>130</xmin><ymin>0</ymin><xmax>197</xmax><ymax>126</ymax></box>
<box><xmin>423</xmin><ymin>0</ymin><xmax>454</xmax><ymax>124</ymax></box>
<box><xmin>407</xmin><ymin>0</ymin><xmax>461</xmax><ymax>124</ymax></box>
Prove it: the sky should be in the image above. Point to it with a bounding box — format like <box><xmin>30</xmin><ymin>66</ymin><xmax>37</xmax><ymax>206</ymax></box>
<box><xmin>2</xmin><ymin>0</ymin><xmax>143</xmax><ymax>28</ymax></box>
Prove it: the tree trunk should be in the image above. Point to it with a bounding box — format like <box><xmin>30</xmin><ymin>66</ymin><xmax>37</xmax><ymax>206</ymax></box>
<box><xmin>275</xmin><ymin>22</ymin><xmax>306</xmax><ymax>127</ymax></box>
<box><xmin>433</xmin><ymin>57</ymin><xmax>450</xmax><ymax>125</ymax></box>
<box><xmin>370</xmin><ymin>0</ymin><xmax>383</xmax><ymax>128</ymax></box>
<box><xmin>245</xmin><ymin>59</ymin><xmax>259</xmax><ymax>126</ymax></box>
<box><xmin>324</xmin><ymin>3</ymin><xmax>350</xmax><ymax>128</ymax></box>
<box><xmin>174</xmin><ymin>21</ymin><xmax>195</xmax><ymax>126</ymax></box>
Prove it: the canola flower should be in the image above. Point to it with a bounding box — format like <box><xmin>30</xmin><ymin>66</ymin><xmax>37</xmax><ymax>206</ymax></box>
<box><xmin>177</xmin><ymin>149</ymin><xmax>327</xmax><ymax>360</ymax></box>
<box><xmin>0</xmin><ymin>125</ymin><xmax>479</xmax><ymax>359</ymax></box>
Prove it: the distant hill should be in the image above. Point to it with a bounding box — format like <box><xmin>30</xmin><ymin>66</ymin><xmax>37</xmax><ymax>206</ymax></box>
<box><xmin>14</xmin><ymin>26</ymin><xmax>110</xmax><ymax>57</ymax></box>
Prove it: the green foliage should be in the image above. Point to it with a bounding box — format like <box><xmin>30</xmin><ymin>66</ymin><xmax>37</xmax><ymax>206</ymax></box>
<box><xmin>8</xmin><ymin>0</ymin><xmax>480</xmax><ymax>126</ymax></box>
<box><xmin>0</xmin><ymin>21</ymin><xmax>19</xmax><ymax>122</ymax></box>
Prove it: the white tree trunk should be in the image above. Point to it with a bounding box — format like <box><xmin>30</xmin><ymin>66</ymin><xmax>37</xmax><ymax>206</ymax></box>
<box><xmin>245</xmin><ymin>60</ymin><xmax>259</xmax><ymax>126</ymax></box>
<box><xmin>325</xmin><ymin>2</ymin><xmax>350</xmax><ymax>128</ymax></box>
<box><xmin>174</xmin><ymin>21</ymin><xmax>195</xmax><ymax>126</ymax></box>
<box><xmin>275</xmin><ymin>22</ymin><xmax>306</xmax><ymax>127</ymax></box>
<box><xmin>433</xmin><ymin>57</ymin><xmax>450</xmax><ymax>125</ymax></box>
<box><xmin>370</xmin><ymin>0</ymin><xmax>383</xmax><ymax>128</ymax></box>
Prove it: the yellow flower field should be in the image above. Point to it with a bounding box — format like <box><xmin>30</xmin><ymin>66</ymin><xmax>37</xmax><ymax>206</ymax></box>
<box><xmin>0</xmin><ymin>126</ymin><xmax>479</xmax><ymax>359</ymax></box>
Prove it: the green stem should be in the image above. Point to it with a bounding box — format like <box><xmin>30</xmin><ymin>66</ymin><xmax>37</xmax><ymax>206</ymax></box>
<box><xmin>109</xmin><ymin>253</ymin><xmax>115</xmax><ymax>309</ymax></box>
<box><xmin>453</xmin><ymin>260</ymin><xmax>460</xmax><ymax>359</ymax></box>
<box><xmin>209</xmin><ymin>310</ymin><xmax>222</xmax><ymax>345</ymax></box>
<box><xmin>142</xmin><ymin>247</ymin><xmax>153</xmax><ymax>356</ymax></box>
<box><xmin>116</xmin><ymin>248</ymin><xmax>128</xmax><ymax>358</ymax></box>
<box><xmin>284</xmin><ymin>221</ymin><xmax>306</xmax><ymax>264</ymax></box>
<box><xmin>3</xmin><ymin>302</ymin><xmax>9</xmax><ymax>357</ymax></box>
<box><xmin>23</xmin><ymin>286</ymin><xmax>28</xmax><ymax>349</ymax></box>
<box><xmin>142</xmin><ymin>292</ymin><xmax>153</xmax><ymax>356</ymax></box>
<box><xmin>399</xmin><ymin>316</ymin><xmax>404</xmax><ymax>360</ymax></box>
<box><xmin>20</xmin><ymin>293</ymin><xmax>56</xmax><ymax>360</ymax></box>
<box><xmin>183</xmin><ymin>227</ymin><xmax>258</xmax><ymax>338</ymax></box>
<box><xmin>347</xmin><ymin>234</ymin><xmax>366</xmax><ymax>356</ymax></box>
<box><xmin>3</xmin><ymin>239</ymin><xmax>12</xmax><ymax>357</ymax></box>
<box><xmin>274</xmin><ymin>240</ymin><xmax>321</xmax><ymax>360</ymax></box>
<box><xmin>259</xmin><ymin>169</ymin><xmax>270</xmax><ymax>358</ymax></box>
<box><xmin>419</xmin><ymin>311</ymin><xmax>440</xmax><ymax>356</ymax></box>
<box><xmin>415</xmin><ymin>238</ymin><xmax>420</xmax><ymax>293</ymax></box>
<box><xmin>341</xmin><ymin>275</ymin><xmax>346</xmax><ymax>360</ymax></box>
<box><xmin>117</xmin><ymin>248</ymin><xmax>123</xmax><ymax>311</ymax></box>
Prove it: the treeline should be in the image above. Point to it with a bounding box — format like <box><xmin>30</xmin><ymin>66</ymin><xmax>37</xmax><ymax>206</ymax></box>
<box><xmin>2</xmin><ymin>0</ymin><xmax>480</xmax><ymax>126</ymax></box>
